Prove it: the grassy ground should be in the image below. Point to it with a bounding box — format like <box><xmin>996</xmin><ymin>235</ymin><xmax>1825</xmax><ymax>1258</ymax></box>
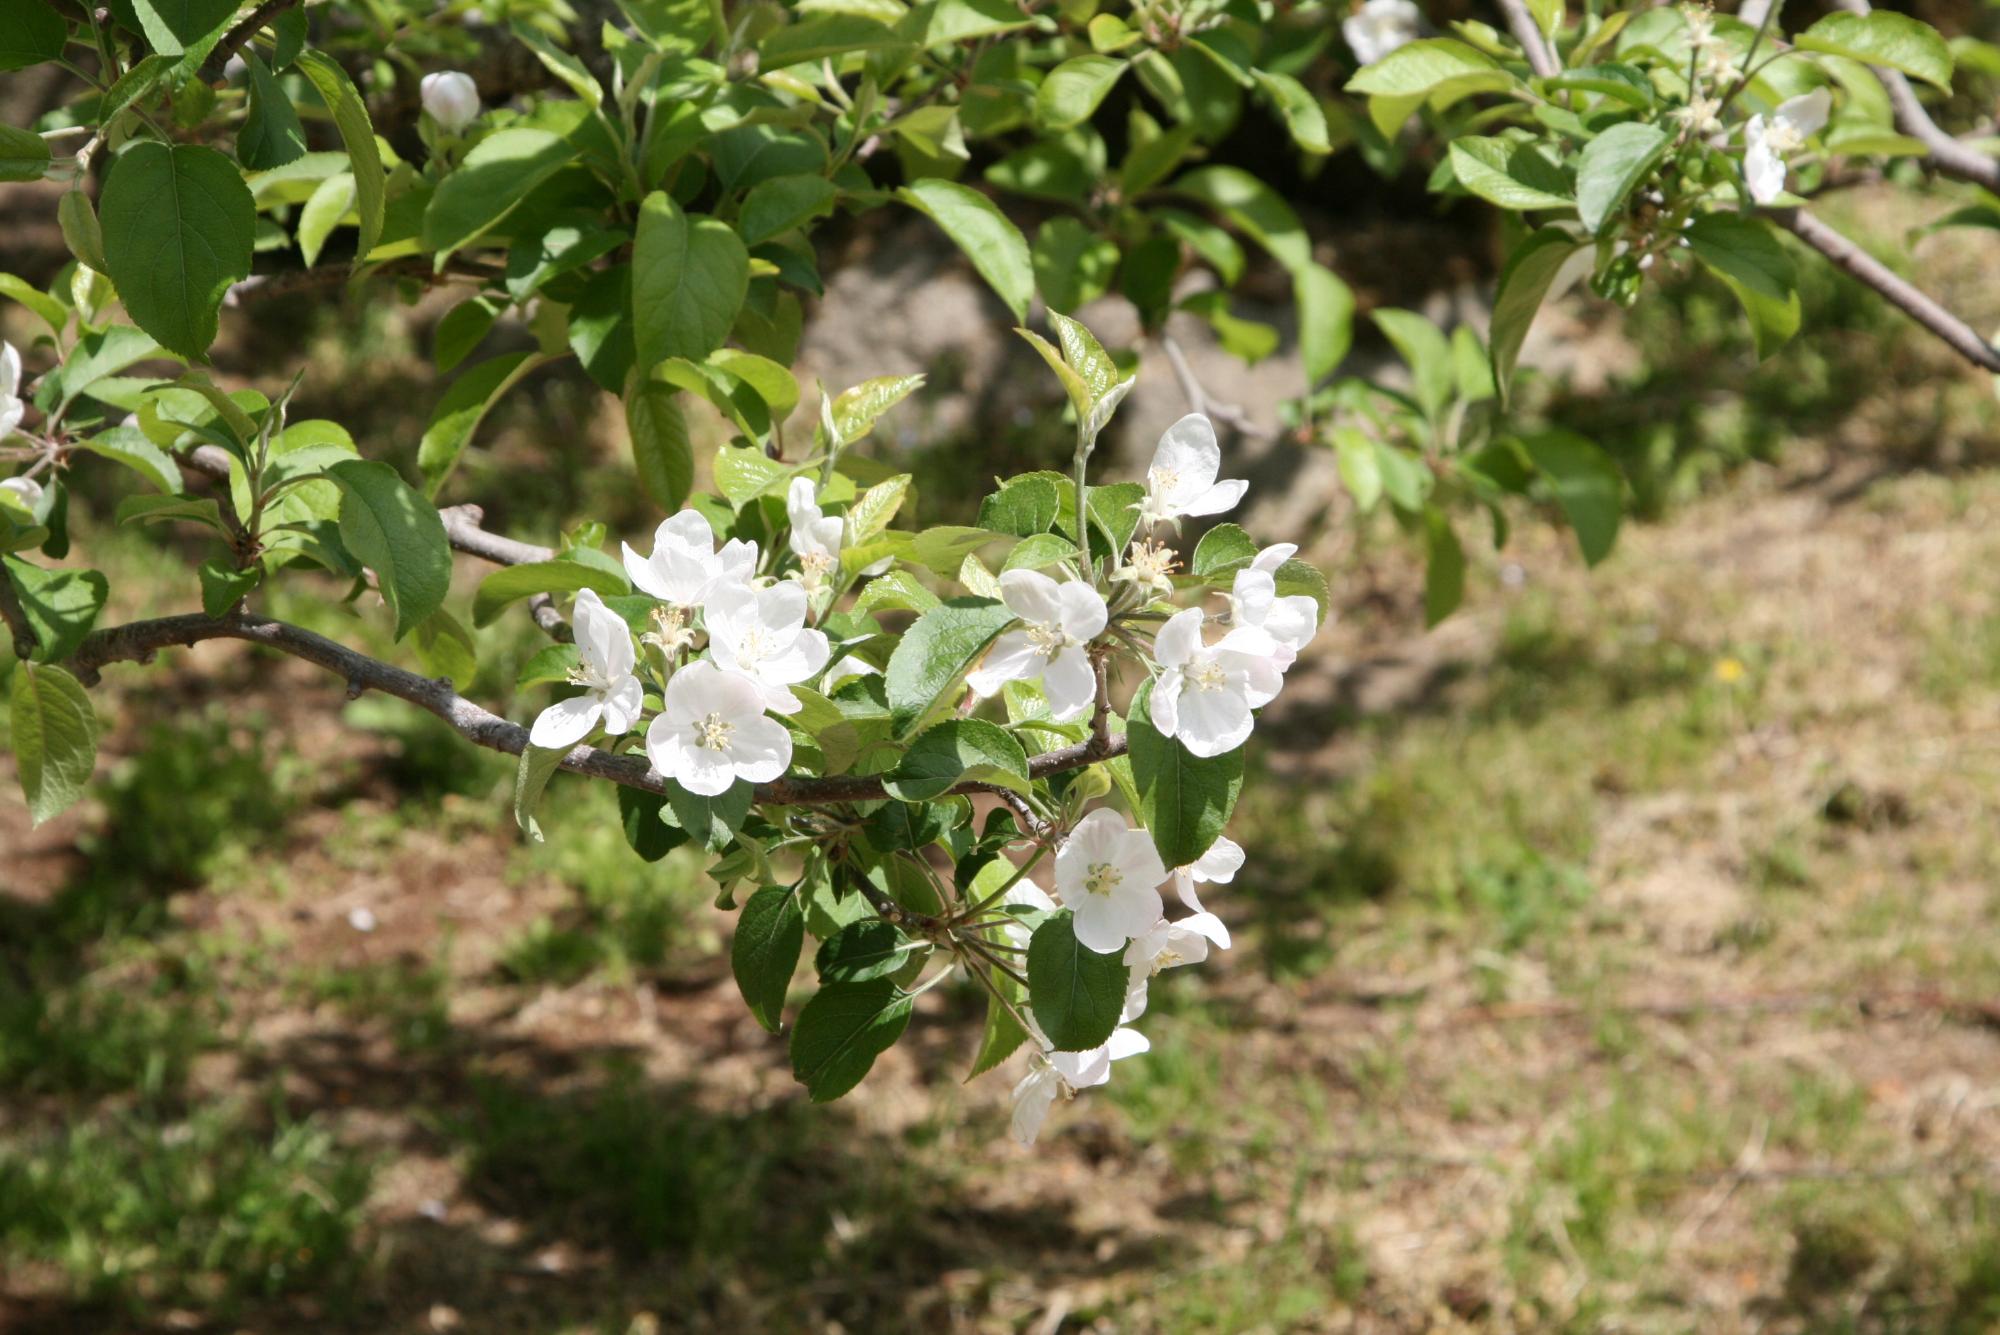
<box><xmin>5</xmin><ymin>192</ymin><xmax>2000</xmax><ymax>1332</ymax></box>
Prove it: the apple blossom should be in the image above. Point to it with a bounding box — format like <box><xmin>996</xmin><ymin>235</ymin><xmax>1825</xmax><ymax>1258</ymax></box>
<box><xmin>1009</xmin><ymin>1026</ymin><xmax>1150</xmax><ymax>1147</ymax></box>
<box><xmin>0</xmin><ymin>340</ymin><xmax>24</xmax><ymax>439</ymax></box>
<box><xmin>1342</xmin><ymin>0</ymin><xmax>1421</xmax><ymax>67</ymax></box>
<box><xmin>0</xmin><ymin>476</ymin><xmax>40</xmax><ymax>508</ymax></box>
<box><xmin>1744</xmin><ymin>89</ymin><xmax>1830</xmax><ymax>205</ymax></box>
<box><xmin>703</xmin><ymin>579</ymin><xmax>830</xmax><ymax>715</ymax></box>
<box><xmin>1135</xmin><ymin>413</ymin><xmax>1247</xmax><ymax>530</ymax></box>
<box><xmin>1229</xmin><ymin>552</ymin><xmax>1319</xmax><ymax>669</ymax></box>
<box><xmin>965</xmin><ymin>569</ymin><xmax>1106</xmax><ymax>721</ymax></box>
<box><xmin>1122</xmin><ymin>912</ymin><xmax>1231</xmax><ymax>1020</ymax></box>
<box><xmin>644</xmin><ymin>659</ymin><xmax>793</xmax><ymax>797</ymax></box>
<box><xmin>1149</xmin><ymin>607</ymin><xmax>1284</xmax><ymax>759</ymax></box>
<box><xmin>622</xmin><ymin>509</ymin><xmax>756</xmax><ymax>608</ymax></box>
<box><xmin>1111</xmin><ymin>538</ymin><xmax>1179</xmax><ymax>602</ymax></box>
<box><xmin>1171</xmin><ymin>836</ymin><xmax>1244</xmax><ymax>916</ymax></box>
<box><xmin>1055</xmin><ymin>808</ymin><xmax>1167</xmax><ymax>952</ymax></box>
<box><xmin>787</xmin><ymin>477</ymin><xmax>843</xmax><ymax>592</ymax></box>
<box><xmin>420</xmin><ymin>71</ymin><xmax>481</xmax><ymax>131</ymax></box>
<box><xmin>529</xmin><ymin>588</ymin><xmax>643</xmax><ymax>749</ymax></box>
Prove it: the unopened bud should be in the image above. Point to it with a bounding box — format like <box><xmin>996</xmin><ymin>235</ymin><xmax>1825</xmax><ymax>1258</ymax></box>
<box><xmin>421</xmin><ymin>71</ymin><xmax>480</xmax><ymax>132</ymax></box>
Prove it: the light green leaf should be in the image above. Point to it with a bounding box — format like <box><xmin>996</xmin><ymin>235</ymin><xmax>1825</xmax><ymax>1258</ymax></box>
<box><xmin>738</xmin><ymin>174</ymin><xmax>837</xmax><ymax>247</ymax></box>
<box><xmin>295</xmin><ymin>50</ymin><xmax>385</xmax><ymax>261</ymax></box>
<box><xmin>9</xmin><ymin>662</ymin><xmax>97</xmax><ymax>826</ymax></box>
<box><xmin>1520</xmin><ymin>428</ymin><xmax>1622</xmax><ymax>566</ymax></box>
<box><xmin>513</xmin><ymin>743</ymin><xmax>568</xmax><ymax>841</ymax></box>
<box><xmin>1574</xmin><ymin>121</ymin><xmax>1670</xmax><ymax>234</ymax></box>
<box><xmin>845</xmin><ymin>473</ymin><xmax>911</xmax><ymax>543</ymax></box>
<box><xmin>1685</xmin><ymin>213</ymin><xmax>1800</xmax><ymax>361</ymax></box>
<box><xmin>1038</xmin><ymin>55</ymin><xmax>1126</xmax><ymax>130</ymax></box>
<box><xmin>1026</xmin><ymin>911</ymin><xmax>1126</xmax><ymax>1052</ymax></box>
<box><xmin>510</xmin><ymin>21</ymin><xmax>603</xmax><ymax>105</ymax></box>
<box><xmin>1448</xmin><ymin>136</ymin><xmax>1574</xmax><ymax>210</ymax></box>
<box><xmin>421</xmin><ymin>126</ymin><xmax>575</xmax><ymax>259</ymax></box>
<box><xmin>789</xmin><ymin>978</ymin><xmax>913</xmax><ymax>1102</ymax></box>
<box><xmin>1032</xmin><ymin>217</ymin><xmax>1118</xmax><ymax>314</ymax></box>
<box><xmin>198</xmin><ymin>557</ymin><xmax>259</xmax><ymax>617</ymax></box>
<box><xmin>1296</xmin><ymin>260</ymin><xmax>1354</xmax><ymax>386</ymax></box>
<box><xmin>884</xmin><ymin>597</ymin><xmax>1015</xmax><ymax>736</ymax></box>
<box><xmin>1172</xmin><ymin>165</ymin><xmax>1311</xmax><ymax>274</ymax></box>
<box><xmin>98</xmin><ymin>142</ymin><xmax>253</xmax><ymax>361</ymax></box>
<box><xmin>1796</xmin><ymin>11</ymin><xmax>1953</xmax><ymax>91</ymax></box>
<box><xmin>1332</xmin><ymin>426</ymin><xmax>1383</xmax><ymax>511</ymax></box>
<box><xmin>1253</xmin><ymin>70</ymin><xmax>1332</xmax><ymax>154</ymax></box>
<box><xmin>1128</xmin><ymin>677</ymin><xmax>1242</xmax><ymax>867</ymax></box>
<box><xmin>472</xmin><ymin>559</ymin><xmax>628</xmax><ymax>628</ymax></box>
<box><xmin>896</xmin><ymin>179</ymin><xmax>1033</xmax><ymax>321</ymax></box>
<box><xmin>632</xmin><ymin>191</ymin><xmax>750</xmax><ymax>371</ymax></box>
<box><xmin>2</xmin><ymin>557</ymin><xmax>107</xmax><ymax>663</ymax></box>
<box><xmin>824</xmin><ymin>374</ymin><xmax>926</xmax><ymax>446</ymax></box>
<box><xmin>1345</xmin><ymin>37</ymin><xmax>1504</xmax><ymax>96</ymax></box>
<box><xmin>734</xmin><ymin>885</ymin><xmax>805</xmax><ymax>1032</ymax></box>
<box><xmin>1373</xmin><ymin>308</ymin><xmax>1454</xmax><ymax>422</ymax></box>
<box><xmin>0</xmin><ymin>125</ymin><xmax>50</xmax><ymax>183</ymax></box>
<box><xmin>1190</xmin><ymin>522</ymin><xmax>1258</xmax><ymax>577</ymax></box>
<box><xmin>76</xmin><ymin>426</ymin><xmax>182</xmax><ymax>493</ymax></box>
<box><xmin>297</xmin><ymin>172</ymin><xmax>354</xmax><ymax>268</ymax></box>
<box><xmin>328</xmin><ymin>459</ymin><xmax>452</xmax><ymax>640</ymax></box>
<box><xmin>1423</xmin><ymin>507</ymin><xmax>1464</xmax><ymax>627</ymax></box>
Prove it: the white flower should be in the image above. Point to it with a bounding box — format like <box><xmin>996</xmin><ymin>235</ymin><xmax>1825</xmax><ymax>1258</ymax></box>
<box><xmin>1229</xmin><ymin>548</ymin><xmax>1319</xmax><ymax>670</ymax></box>
<box><xmin>1137</xmin><ymin>413</ymin><xmax>1247</xmax><ymax>529</ymax></box>
<box><xmin>1744</xmin><ymin>89</ymin><xmax>1830</xmax><ymax>205</ymax></box>
<box><xmin>1122</xmin><ymin>913</ymin><xmax>1231</xmax><ymax>1020</ymax></box>
<box><xmin>421</xmin><ymin>71</ymin><xmax>481</xmax><ymax>132</ymax></box>
<box><xmin>0</xmin><ymin>340</ymin><xmax>25</xmax><ymax>440</ymax></box>
<box><xmin>644</xmin><ymin>659</ymin><xmax>793</xmax><ymax>796</ymax></box>
<box><xmin>529</xmin><ymin>588</ymin><xmax>643</xmax><ymax>749</ymax></box>
<box><xmin>1000</xmin><ymin>877</ymin><xmax>1056</xmax><ymax>952</ymax></box>
<box><xmin>1149</xmin><ymin>607</ymin><xmax>1284</xmax><ymax>759</ymax></box>
<box><xmin>1172</xmin><ymin>836</ymin><xmax>1243</xmax><ymax>915</ymax></box>
<box><xmin>1111</xmin><ymin>538</ymin><xmax>1179</xmax><ymax>602</ymax></box>
<box><xmin>787</xmin><ymin>477</ymin><xmax>844</xmax><ymax>592</ymax></box>
<box><xmin>0</xmin><ymin>476</ymin><xmax>41</xmax><ymax>510</ymax></box>
<box><xmin>1055</xmin><ymin>808</ymin><xmax>1167</xmax><ymax>953</ymax></box>
<box><xmin>964</xmin><ymin>569</ymin><xmax>1106</xmax><ymax>722</ymax></box>
<box><xmin>703</xmin><ymin>579</ymin><xmax>830</xmax><ymax>715</ymax></box>
<box><xmin>1009</xmin><ymin>1027</ymin><xmax>1150</xmax><ymax>1147</ymax></box>
<box><xmin>621</xmin><ymin>510</ymin><xmax>756</xmax><ymax>608</ymax></box>
<box><xmin>1343</xmin><ymin>0</ymin><xmax>1421</xmax><ymax>67</ymax></box>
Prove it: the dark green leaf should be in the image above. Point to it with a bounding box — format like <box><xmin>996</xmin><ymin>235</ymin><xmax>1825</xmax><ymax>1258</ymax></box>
<box><xmin>237</xmin><ymin>51</ymin><xmax>307</xmax><ymax>169</ymax></box>
<box><xmin>1026</xmin><ymin>911</ymin><xmax>1126</xmax><ymax>1052</ymax></box>
<box><xmin>734</xmin><ymin>885</ymin><xmax>805</xmax><ymax>1032</ymax></box>
<box><xmin>0</xmin><ymin>125</ymin><xmax>50</xmax><ymax>183</ymax></box>
<box><xmin>789</xmin><ymin>978</ymin><xmax>913</xmax><ymax>1101</ymax></box>
<box><xmin>1573</xmin><ymin>121</ymin><xmax>1669</xmax><ymax>235</ymax></box>
<box><xmin>197</xmin><ymin>558</ymin><xmax>258</xmax><ymax>617</ymax></box>
<box><xmin>618</xmin><ymin>785</ymin><xmax>687</xmax><ymax>862</ymax></box>
<box><xmin>2</xmin><ymin>557</ymin><xmax>107</xmax><ymax>663</ymax></box>
<box><xmin>816</xmin><ymin>920</ymin><xmax>926</xmax><ymax>983</ymax></box>
<box><xmin>1127</xmin><ymin>677</ymin><xmax>1242</xmax><ymax>867</ymax></box>
<box><xmin>327</xmin><ymin>459</ymin><xmax>451</xmax><ymax>641</ymax></box>
<box><xmin>633</xmin><ymin>191</ymin><xmax>750</xmax><ymax>371</ymax></box>
<box><xmin>1686</xmin><ymin>213</ymin><xmax>1800</xmax><ymax>361</ymax></box>
<box><xmin>883</xmin><ymin>597</ymin><xmax>1016</xmax><ymax>736</ymax></box>
<box><xmin>1520</xmin><ymin>429</ymin><xmax>1622</xmax><ymax>566</ymax></box>
<box><xmin>0</xmin><ymin>0</ymin><xmax>67</xmax><ymax>72</ymax></box>
<box><xmin>884</xmin><ymin>718</ymin><xmax>1029</xmax><ymax>801</ymax></box>
<box><xmin>99</xmin><ymin>142</ymin><xmax>253</xmax><ymax>361</ymax></box>
<box><xmin>513</xmin><ymin>743</ymin><xmax>567</xmax><ymax>841</ymax></box>
<box><xmin>1489</xmin><ymin>226</ymin><xmax>1582</xmax><ymax>401</ymax></box>
<box><xmin>668</xmin><ymin>779</ymin><xmax>752</xmax><ymax>851</ymax></box>
<box><xmin>1423</xmin><ymin>507</ymin><xmax>1464</xmax><ymax>627</ymax></box>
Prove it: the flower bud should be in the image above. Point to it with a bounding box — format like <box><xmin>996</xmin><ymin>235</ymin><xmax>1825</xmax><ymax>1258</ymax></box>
<box><xmin>421</xmin><ymin>71</ymin><xmax>480</xmax><ymax>132</ymax></box>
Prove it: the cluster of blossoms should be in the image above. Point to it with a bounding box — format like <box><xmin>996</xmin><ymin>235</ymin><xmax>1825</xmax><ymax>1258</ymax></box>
<box><xmin>1681</xmin><ymin>5</ymin><xmax>1829</xmax><ymax>205</ymax></box>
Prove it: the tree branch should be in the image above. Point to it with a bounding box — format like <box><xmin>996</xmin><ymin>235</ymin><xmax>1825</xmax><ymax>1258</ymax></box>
<box><xmin>1158</xmin><ymin>333</ymin><xmax>1277</xmax><ymax>442</ymax></box>
<box><xmin>197</xmin><ymin>0</ymin><xmax>303</xmax><ymax>84</ymax></box>
<box><xmin>1495</xmin><ymin>0</ymin><xmax>1559</xmax><ymax>79</ymax></box>
<box><xmin>1771</xmin><ymin>208</ymin><xmax>2000</xmax><ymax>374</ymax></box>
<box><xmin>0</xmin><ymin>575</ymin><xmax>36</xmax><ymax>660</ymax></box>
<box><xmin>1834</xmin><ymin>0</ymin><xmax>2000</xmax><ymax>192</ymax></box>
<box><xmin>67</xmin><ymin>611</ymin><xmax>1126</xmax><ymax>806</ymax></box>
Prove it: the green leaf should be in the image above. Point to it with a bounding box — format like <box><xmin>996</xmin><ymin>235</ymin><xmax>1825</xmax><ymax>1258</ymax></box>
<box><xmin>824</xmin><ymin>374</ymin><xmax>926</xmax><ymax>447</ymax></box>
<box><xmin>668</xmin><ymin>779</ymin><xmax>752</xmax><ymax>851</ymax></box>
<box><xmin>738</xmin><ymin>174</ymin><xmax>837</xmax><ymax>248</ymax></box>
<box><xmin>421</xmin><ymin>126</ymin><xmax>576</xmax><ymax>258</ymax></box>
<box><xmin>1032</xmin><ymin>217</ymin><xmax>1118</xmax><ymax>315</ymax></box>
<box><xmin>1423</xmin><ymin>507</ymin><xmax>1464</xmax><ymax>627</ymax></box>
<box><xmin>896</xmin><ymin>180</ymin><xmax>1033</xmax><ymax>322</ymax></box>
<box><xmin>884</xmin><ymin>718</ymin><xmax>1029</xmax><ymax>801</ymax></box>
<box><xmin>713</xmin><ymin>444</ymin><xmax>789</xmax><ymax>505</ymax></box>
<box><xmin>0</xmin><ymin>272</ymin><xmax>67</xmax><ymax>340</ymax></box>
<box><xmin>98</xmin><ymin>142</ymin><xmax>253</xmax><ymax>361</ymax></box>
<box><xmin>1026</xmin><ymin>911</ymin><xmax>1126</xmax><ymax>1052</ymax></box>
<box><xmin>978</xmin><ymin>475</ymin><xmax>1059</xmax><ymax>538</ymax></box>
<box><xmin>57</xmin><ymin>189</ymin><xmax>108</xmax><ymax>274</ymax></box>
<box><xmin>509</xmin><ymin>20</ymin><xmax>603</xmax><ymax>105</ymax></box>
<box><xmin>1252</xmin><ymin>70</ymin><xmax>1332</xmax><ymax>154</ymax></box>
<box><xmin>1573</xmin><ymin>121</ymin><xmax>1670</xmax><ymax>235</ymax></box>
<box><xmin>472</xmin><ymin>559</ymin><xmax>627</xmax><ymax>628</ymax></box>
<box><xmin>76</xmin><ymin>426</ymin><xmax>182</xmax><ymax>493</ymax></box>
<box><xmin>734</xmin><ymin>885</ymin><xmax>805</xmax><ymax>1032</ymax></box>
<box><xmin>327</xmin><ymin>459</ymin><xmax>452</xmax><ymax>640</ymax></box>
<box><xmin>1190</xmin><ymin>523</ymin><xmax>1257</xmax><ymax>577</ymax></box>
<box><xmin>116</xmin><ymin>492</ymin><xmax>226</xmax><ymax>533</ymax></box>
<box><xmin>1172</xmin><ymin>165</ymin><xmax>1311</xmax><ymax>274</ymax></box>
<box><xmin>96</xmin><ymin>53</ymin><xmax>176</xmax><ymax>125</ymax></box>
<box><xmin>761</xmin><ymin>13</ymin><xmax>905</xmax><ymax>67</ymax></box>
<box><xmin>1127</xmin><ymin>677</ymin><xmax>1242</xmax><ymax>868</ymax></box>
<box><xmin>624</xmin><ymin>372</ymin><xmax>693</xmax><ymax>513</ymax></box>
<box><xmin>297</xmin><ymin>173</ymin><xmax>353</xmax><ymax>268</ymax></box>
<box><xmin>513</xmin><ymin>743</ymin><xmax>567</xmax><ymax>841</ymax></box>
<box><xmin>294</xmin><ymin>50</ymin><xmax>385</xmax><ymax>261</ymax></box>
<box><xmin>633</xmin><ymin>191</ymin><xmax>750</xmax><ymax>371</ymax></box>
<box><xmin>1296</xmin><ymin>260</ymin><xmax>1354</xmax><ymax>387</ymax></box>
<box><xmin>2</xmin><ymin>557</ymin><xmax>107</xmax><ymax>663</ymax></box>
<box><xmin>816</xmin><ymin>920</ymin><xmax>925</xmax><ymax>984</ymax></box>
<box><xmin>237</xmin><ymin>51</ymin><xmax>307</xmax><ymax>170</ymax></box>
<box><xmin>417</xmin><ymin>351</ymin><xmax>542</xmax><ymax>497</ymax></box>
<box><xmin>966</xmin><ymin>971</ymin><xmax>1030</xmax><ymax>1079</ymax></box>
<box><xmin>0</xmin><ymin>125</ymin><xmax>50</xmax><ymax>183</ymax></box>
<box><xmin>9</xmin><ymin>662</ymin><xmax>96</xmax><ymax>826</ymax></box>
<box><xmin>845</xmin><ymin>474</ymin><xmax>912</xmax><ymax>545</ymax></box>
<box><xmin>0</xmin><ymin>0</ymin><xmax>67</xmax><ymax>72</ymax></box>
<box><xmin>1489</xmin><ymin>226</ymin><xmax>1582</xmax><ymax>400</ymax></box>
<box><xmin>1001</xmin><ymin>532</ymin><xmax>1080</xmax><ymax>572</ymax></box>
<box><xmin>884</xmin><ymin>597</ymin><xmax>1016</xmax><ymax>737</ymax></box>
<box><xmin>1448</xmin><ymin>137</ymin><xmax>1574</xmax><ymax>211</ymax></box>
<box><xmin>568</xmin><ymin>265</ymin><xmax>634</xmax><ymax>391</ymax></box>
<box><xmin>1685</xmin><ymin>213</ymin><xmax>1800</xmax><ymax>361</ymax></box>
<box><xmin>432</xmin><ymin>296</ymin><xmax>497</xmax><ymax>374</ymax></box>
<box><xmin>617</xmin><ymin>784</ymin><xmax>686</xmax><ymax>861</ymax></box>
<box><xmin>130</xmin><ymin>0</ymin><xmax>234</xmax><ymax>56</ymax></box>
<box><xmin>1346</xmin><ymin>39</ymin><xmax>1500</xmax><ymax>96</ymax></box>
<box><xmin>1796</xmin><ymin>11</ymin><xmax>1953</xmax><ymax>91</ymax></box>
<box><xmin>411</xmin><ymin>606</ymin><xmax>477</xmax><ymax>685</ymax></box>
<box><xmin>1038</xmin><ymin>55</ymin><xmax>1126</xmax><ymax>129</ymax></box>
<box><xmin>197</xmin><ymin>557</ymin><xmax>259</xmax><ymax>617</ymax></box>
<box><xmin>1333</xmin><ymin>427</ymin><xmax>1383</xmax><ymax>511</ymax></box>
<box><xmin>1373</xmin><ymin>308</ymin><xmax>1454</xmax><ymax>422</ymax></box>
<box><xmin>1520</xmin><ymin>429</ymin><xmax>1622</xmax><ymax>566</ymax></box>
<box><xmin>789</xmin><ymin>978</ymin><xmax>913</xmax><ymax>1102</ymax></box>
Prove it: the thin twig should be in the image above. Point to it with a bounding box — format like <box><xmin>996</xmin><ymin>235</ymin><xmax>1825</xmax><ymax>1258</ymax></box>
<box><xmin>66</xmin><ymin>611</ymin><xmax>1126</xmax><ymax>806</ymax></box>
<box><xmin>1771</xmin><ymin>208</ymin><xmax>2000</xmax><ymax>374</ymax></box>
<box><xmin>197</xmin><ymin>0</ymin><xmax>304</xmax><ymax>84</ymax></box>
<box><xmin>1834</xmin><ymin>0</ymin><xmax>2000</xmax><ymax>191</ymax></box>
<box><xmin>1494</xmin><ymin>0</ymin><xmax>1559</xmax><ymax>79</ymax></box>
<box><xmin>1158</xmin><ymin>333</ymin><xmax>1277</xmax><ymax>442</ymax></box>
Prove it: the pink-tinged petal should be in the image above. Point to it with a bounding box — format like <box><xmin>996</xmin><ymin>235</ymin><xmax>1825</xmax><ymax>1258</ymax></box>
<box><xmin>1180</xmin><ymin>912</ymin><xmax>1232</xmax><ymax>950</ymax></box>
<box><xmin>728</xmin><ymin>714</ymin><xmax>792</xmax><ymax>783</ymax></box>
<box><xmin>1190</xmin><ymin>836</ymin><xmax>1244</xmax><ymax>884</ymax></box>
<box><xmin>599</xmin><ymin>676</ymin><xmax>644</xmax><ymax>735</ymax></box>
<box><xmin>1182</xmin><ymin>477</ymin><xmax>1248</xmax><ymax>518</ymax></box>
<box><xmin>1043</xmin><ymin>646</ymin><xmax>1095</xmax><ymax>722</ymax></box>
<box><xmin>1148</xmin><ymin>669</ymin><xmax>1184</xmax><ymax>739</ymax></box>
<box><xmin>966</xmin><ymin>630</ymin><xmax>1040</xmax><ymax>698</ymax></box>
<box><xmin>529</xmin><ymin>695</ymin><xmax>601</xmax><ymax>749</ymax></box>
<box><xmin>998</xmin><ymin>568</ymin><xmax>1064</xmax><ymax>626</ymax></box>
<box><xmin>1176</xmin><ymin>685</ymin><xmax>1251</xmax><ymax>757</ymax></box>
<box><xmin>1154</xmin><ymin>607</ymin><xmax>1206</xmax><ymax>668</ymax></box>
<box><xmin>1056</xmin><ymin>581</ymin><xmax>1107</xmax><ymax>641</ymax></box>
<box><xmin>1150</xmin><ymin>413</ymin><xmax>1220</xmax><ymax>503</ymax></box>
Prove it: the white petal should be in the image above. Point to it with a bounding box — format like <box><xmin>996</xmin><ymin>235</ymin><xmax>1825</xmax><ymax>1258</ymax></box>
<box><xmin>998</xmin><ymin>568</ymin><xmax>1064</xmax><ymax>627</ymax></box>
<box><xmin>1154</xmin><ymin>607</ymin><xmax>1206</xmax><ymax>668</ymax></box>
<box><xmin>1104</xmin><ymin>1026</ymin><xmax>1150</xmax><ymax>1062</ymax></box>
<box><xmin>716</xmin><ymin>538</ymin><xmax>758</xmax><ymax>584</ymax></box>
<box><xmin>728</xmin><ymin>714</ymin><xmax>793</xmax><ymax>783</ymax></box>
<box><xmin>966</xmin><ymin>630</ymin><xmax>1040</xmax><ymax>698</ymax></box>
<box><xmin>757</xmin><ymin>580</ymin><xmax>810</xmax><ymax>636</ymax></box>
<box><xmin>1179</xmin><ymin>911</ymin><xmax>1232</xmax><ymax>951</ymax></box>
<box><xmin>573</xmin><ymin>588</ymin><xmax>634</xmax><ymax>678</ymax></box>
<box><xmin>529</xmin><ymin>695</ymin><xmax>601</xmax><ymax>749</ymax></box>
<box><xmin>1122</xmin><ymin>971</ymin><xmax>1150</xmax><ymax>1022</ymax></box>
<box><xmin>676</xmin><ymin>744</ymin><xmax>739</xmax><ymax>796</ymax></box>
<box><xmin>1112</xmin><ymin>829</ymin><xmax>1168</xmax><ymax>895</ymax></box>
<box><xmin>765</xmin><ymin>627</ymin><xmax>831</xmax><ymax>684</ymax></box>
<box><xmin>1744</xmin><ymin>118</ymin><xmax>1785</xmax><ymax>204</ymax></box>
<box><xmin>0</xmin><ymin>399</ymin><xmax>22</xmax><ymax>440</ymax></box>
<box><xmin>1190</xmin><ymin>836</ymin><xmax>1244</xmax><ymax>885</ymax></box>
<box><xmin>1177</xmin><ymin>685</ymin><xmax>1252</xmax><ymax>757</ymax></box>
<box><xmin>1056</xmin><ymin>581</ymin><xmax>1108</xmax><ymax>642</ymax></box>
<box><xmin>0</xmin><ymin>342</ymin><xmax>18</xmax><ymax>399</ymax></box>
<box><xmin>1181</xmin><ymin>478</ymin><xmax>1248</xmax><ymax>518</ymax></box>
<box><xmin>1150</xmin><ymin>413</ymin><xmax>1220</xmax><ymax>505</ymax></box>
<box><xmin>1072</xmin><ymin>881</ymin><xmax>1161</xmax><ymax>953</ymax></box>
<box><xmin>1149</xmin><ymin>670</ymin><xmax>1184</xmax><ymax>739</ymax></box>
<box><xmin>644</xmin><ymin>715</ymin><xmax>693</xmax><ymax>777</ymax></box>
<box><xmin>1043</xmin><ymin>646</ymin><xmax>1096</xmax><ymax>722</ymax></box>
<box><xmin>598</xmin><ymin>675</ymin><xmax>644</xmax><ymax>735</ymax></box>
<box><xmin>1010</xmin><ymin>1067</ymin><xmax>1060</xmax><ymax>1146</ymax></box>
<box><xmin>1173</xmin><ymin>870</ymin><xmax>1207</xmax><ymax>915</ymax></box>
<box><xmin>1251</xmin><ymin>542</ymin><xmax>1297</xmax><ymax>573</ymax></box>
<box><xmin>1777</xmin><ymin>87</ymin><xmax>1831</xmax><ymax>139</ymax></box>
